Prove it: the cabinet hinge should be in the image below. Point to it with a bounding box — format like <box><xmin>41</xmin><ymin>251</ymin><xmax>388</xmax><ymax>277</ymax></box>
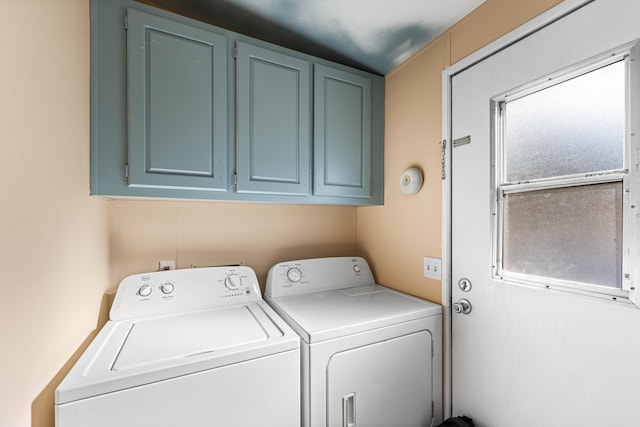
<box><xmin>432</xmin><ymin>400</ymin><xmax>434</xmax><ymax>416</ymax></box>
<box><xmin>124</xmin><ymin>15</ymin><xmax>128</xmax><ymax>30</ymax></box>
<box><xmin>233</xmin><ymin>42</ymin><xmax>238</xmax><ymax>59</ymax></box>
<box><xmin>125</xmin><ymin>164</ymin><xmax>129</xmax><ymax>178</ymax></box>
<box><xmin>233</xmin><ymin>172</ymin><xmax>238</xmax><ymax>188</ymax></box>
<box><xmin>441</xmin><ymin>139</ymin><xmax>447</xmax><ymax>180</ymax></box>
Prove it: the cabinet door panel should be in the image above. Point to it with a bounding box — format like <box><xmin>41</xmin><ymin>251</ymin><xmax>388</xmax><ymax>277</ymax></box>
<box><xmin>127</xmin><ymin>8</ymin><xmax>227</xmax><ymax>191</ymax></box>
<box><xmin>236</xmin><ymin>42</ymin><xmax>311</xmax><ymax>195</ymax></box>
<box><xmin>314</xmin><ymin>64</ymin><xmax>371</xmax><ymax>198</ymax></box>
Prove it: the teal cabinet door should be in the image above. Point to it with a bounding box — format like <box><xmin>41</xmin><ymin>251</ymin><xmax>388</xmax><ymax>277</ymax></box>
<box><xmin>313</xmin><ymin>64</ymin><xmax>375</xmax><ymax>199</ymax></box>
<box><xmin>127</xmin><ymin>8</ymin><xmax>228</xmax><ymax>191</ymax></box>
<box><xmin>236</xmin><ymin>42</ymin><xmax>311</xmax><ymax>195</ymax></box>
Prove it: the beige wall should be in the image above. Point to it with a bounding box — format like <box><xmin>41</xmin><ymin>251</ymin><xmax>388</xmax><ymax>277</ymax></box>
<box><xmin>109</xmin><ymin>200</ymin><xmax>357</xmax><ymax>288</ymax></box>
<box><xmin>357</xmin><ymin>0</ymin><xmax>563</xmax><ymax>303</ymax></box>
<box><xmin>0</xmin><ymin>1</ymin><xmax>110</xmax><ymax>426</ymax></box>
<box><xmin>357</xmin><ymin>35</ymin><xmax>450</xmax><ymax>302</ymax></box>
<box><xmin>0</xmin><ymin>0</ymin><xmax>564</xmax><ymax>426</ymax></box>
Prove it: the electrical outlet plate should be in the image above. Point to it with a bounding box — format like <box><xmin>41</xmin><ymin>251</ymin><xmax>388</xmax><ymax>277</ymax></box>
<box><xmin>159</xmin><ymin>260</ymin><xmax>176</xmax><ymax>271</ymax></box>
<box><xmin>423</xmin><ymin>256</ymin><xmax>442</xmax><ymax>280</ymax></box>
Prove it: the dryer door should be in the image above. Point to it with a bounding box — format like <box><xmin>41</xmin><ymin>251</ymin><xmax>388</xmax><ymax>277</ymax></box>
<box><xmin>327</xmin><ymin>331</ymin><xmax>433</xmax><ymax>427</ymax></box>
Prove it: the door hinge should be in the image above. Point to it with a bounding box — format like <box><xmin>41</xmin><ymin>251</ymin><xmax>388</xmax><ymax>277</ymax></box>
<box><xmin>432</xmin><ymin>400</ymin><xmax>435</xmax><ymax>416</ymax></box>
<box><xmin>441</xmin><ymin>139</ymin><xmax>447</xmax><ymax>180</ymax></box>
<box><xmin>125</xmin><ymin>164</ymin><xmax>129</xmax><ymax>178</ymax></box>
<box><xmin>124</xmin><ymin>15</ymin><xmax>128</xmax><ymax>30</ymax></box>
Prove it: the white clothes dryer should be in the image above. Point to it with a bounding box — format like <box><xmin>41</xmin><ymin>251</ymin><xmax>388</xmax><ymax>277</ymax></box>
<box><xmin>56</xmin><ymin>266</ymin><xmax>300</xmax><ymax>427</ymax></box>
<box><xmin>264</xmin><ymin>257</ymin><xmax>443</xmax><ymax>427</ymax></box>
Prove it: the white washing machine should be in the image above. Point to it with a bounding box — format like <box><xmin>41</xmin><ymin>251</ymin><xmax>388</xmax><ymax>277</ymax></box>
<box><xmin>264</xmin><ymin>257</ymin><xmax>443</xmax><ymax>427</ymax></box>
<box><xmin>56</xmin><ymin>266</ymin><xmax>300</xmax><ymax>427</ymax></box>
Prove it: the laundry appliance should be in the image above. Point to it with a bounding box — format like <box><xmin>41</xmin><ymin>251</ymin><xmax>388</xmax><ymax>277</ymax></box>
<box><xmin>264</xmin><ymin>256</ymin><xmax>442</xmax><ymax>427</ymax></box>
<box><xmin>55</xmin><ymin>266</ymin><xmax>300</xmax><ymax>427</ymax></box>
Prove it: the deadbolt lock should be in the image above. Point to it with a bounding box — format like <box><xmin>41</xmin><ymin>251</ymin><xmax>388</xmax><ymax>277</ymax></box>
<box><xmin>458</xmin><ymin>278</ymin><xmax>472</xmax><ymax>292</ymax></box>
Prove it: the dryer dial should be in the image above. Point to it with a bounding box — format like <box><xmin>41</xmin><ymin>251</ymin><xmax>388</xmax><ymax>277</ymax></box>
<box><xmin>287</xmin><ymin>267</ymin><xmax>302</xmax><ymax>282</ymax></box>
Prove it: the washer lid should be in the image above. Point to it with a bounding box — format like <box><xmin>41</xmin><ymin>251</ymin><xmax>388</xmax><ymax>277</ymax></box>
<box><xmin>268</xmin><ymin>284</ymin><xmax>442</xmax><ymax>343</ymax></box>
<box><xmin>55</xmin><ymin>301</ymin><xmax>299</xmax><ymax>404</ymax></box>
<box><xmin>111</xmin><ymin>306</ymin><xmax>267</xmax><ymax>371</ymax></box>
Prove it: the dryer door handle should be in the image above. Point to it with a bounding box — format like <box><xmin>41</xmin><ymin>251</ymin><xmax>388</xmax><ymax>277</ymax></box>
<box><xmin>342</xmin><ymin>392</ymin><xmax>356</xmax><ymax>427</ymax></box>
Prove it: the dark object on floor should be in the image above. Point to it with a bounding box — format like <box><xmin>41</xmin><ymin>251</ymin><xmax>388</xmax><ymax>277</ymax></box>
<box><xmin>436</xmin><ymin>415</ymin><xmax>475</xmax><ymax>427</ymax></box>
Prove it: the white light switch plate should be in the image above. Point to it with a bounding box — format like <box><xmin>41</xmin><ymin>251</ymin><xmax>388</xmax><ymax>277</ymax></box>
<box><xmin>423</xmin><ymin>256</ymin><xmax>442</xmax><ymax>280</ymax></box>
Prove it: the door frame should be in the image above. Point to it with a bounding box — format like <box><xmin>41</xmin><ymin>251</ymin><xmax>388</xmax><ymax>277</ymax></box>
<box><xmin>440</xmin><ymin>0</ymin><xmax>593</xmax><ymax>418</ymax></box>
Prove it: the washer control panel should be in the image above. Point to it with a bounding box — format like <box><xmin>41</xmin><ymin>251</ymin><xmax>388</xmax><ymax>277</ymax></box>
<box><xmin>264</xmin><ymin>257</ymin><xmax>375</xmax><ymax>298</ymax></box>
<box><xmin>110</xmin><ymin>266</ymin><xmax>261</xmax><ymax>320</ymax></box>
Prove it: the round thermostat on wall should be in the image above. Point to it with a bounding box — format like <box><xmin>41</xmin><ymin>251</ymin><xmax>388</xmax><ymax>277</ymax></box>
<box><xmin>399</xmin><ymin>167</ymin><xmax>423</xmax><ymax>194</ymax></box>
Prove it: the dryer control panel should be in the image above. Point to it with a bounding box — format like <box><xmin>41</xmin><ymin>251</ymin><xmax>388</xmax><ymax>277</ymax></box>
<box><xmin>265</xmin><ymin>257</ymin><xmax>375</xmax><ymax>298</ymax></box>
<box><xmin>110</xmin><ymin>266</ymin><xmax>261</xmax><ymax>320</ymax></box>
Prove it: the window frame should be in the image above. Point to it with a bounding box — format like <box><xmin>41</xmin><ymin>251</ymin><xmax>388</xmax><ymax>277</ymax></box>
<box><xmin>490</xmin><ymin>41</ymin><xmax>640</xmax><ymax>304</ymax></box>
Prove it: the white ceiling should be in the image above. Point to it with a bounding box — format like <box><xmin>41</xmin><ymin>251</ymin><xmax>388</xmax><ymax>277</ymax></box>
<box><xmin>140</xmin><ymin>0</ymin><xmax>485</xmax><ymax>74</ymax></box>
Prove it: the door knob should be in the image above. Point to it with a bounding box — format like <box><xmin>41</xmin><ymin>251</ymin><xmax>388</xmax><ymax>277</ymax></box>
<box><xmin>453</xmin><ymin>299</ymin><xmax>472</xmax><ymax>314</ymax></box>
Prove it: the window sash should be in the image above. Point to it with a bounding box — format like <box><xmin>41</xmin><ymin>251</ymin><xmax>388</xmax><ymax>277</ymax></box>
<box><xmin>500</xmin><ymin>171</ymin><xmax>626</xmax><ymax>195</ymax></box>
<box><xmin>496</xmin><ymin>180</ymin><xmax>624</xmax><ymax>293</ymax></box>
<box><xmin>502</xmin><ymin>60</ymin><xmax>626</xmax><ymax>183</ymax></box>
<box><xmin>491</xmin><ymin>42</ymin><xmax>638</xmax><ymax>302</ymax></box>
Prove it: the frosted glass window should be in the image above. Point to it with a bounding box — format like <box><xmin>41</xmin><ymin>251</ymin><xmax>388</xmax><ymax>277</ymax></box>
<box><xmin>504</xmin><ymin>61</ymin><xmax>625</xmax><ymax>182</ymax></box>
<box><xmin>503</xmin><ymin>183</ymin><xmax>622</xmax><ymax>288</ymax></box>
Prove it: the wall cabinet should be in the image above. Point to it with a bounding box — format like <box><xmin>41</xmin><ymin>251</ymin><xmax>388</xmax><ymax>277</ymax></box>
<box><xmin>127</xmin><ymin>9</ymin><xmax>228</xmax><ymax>192</ymax></box>
<box><xmin>314</xmin><ymin>64</ymin><xmax>373</xmax><ymax>199</ymax></box>
<box><xmin>91</xmin><ymin>0</ymin><xmax>383</xmax><ymax>205</ymax></box>
<box><xmin>235</xmin><ymin>42</ymin><xmax>311</xmax><ymax>196</ymax></box>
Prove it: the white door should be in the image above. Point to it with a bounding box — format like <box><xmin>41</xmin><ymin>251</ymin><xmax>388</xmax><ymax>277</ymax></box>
<box><xmin>450</xmin><ymin>1</ymin><xmax>640</xmax><ymax>426</ymax></box>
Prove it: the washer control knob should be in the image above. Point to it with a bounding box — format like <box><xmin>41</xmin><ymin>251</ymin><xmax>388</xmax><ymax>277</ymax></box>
<box><xmin>160</xmin><ymin>282</ymin><xmax>174</xmax><ymax>294</ymax></box>
<box><xmin>138</xmin><ymin>285</ymin><xmax>152</xmax><ymax>297</ymax></box>
<box><xmin>353</xmin><ymin>265</ymin><xmax>361</xmax><ymax>273</ymax></box>
<box><xmin>224</xmin><ymin>274</ymin><xmax>242</xmax><ymax>290</ymax></box>
<box><xmin>287</xmin><ymin>267</ymin><xmax>302</xmax><ymax>282</ymax></box>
